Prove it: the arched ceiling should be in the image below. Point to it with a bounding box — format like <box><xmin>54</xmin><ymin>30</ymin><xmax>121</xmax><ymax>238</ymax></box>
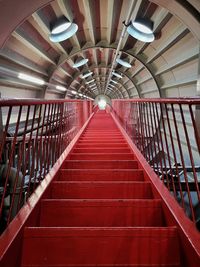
<box><xmin>0</xmin><ymin>0</ymin><xmax>199</xmax><ymax>100</ymax></box>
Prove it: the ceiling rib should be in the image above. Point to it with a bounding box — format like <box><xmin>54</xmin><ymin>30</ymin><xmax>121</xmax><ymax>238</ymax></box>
<box><xmin>13</xmin><ymin>29</ymin><xmax>56</xmax><ymax>65</ymax></box>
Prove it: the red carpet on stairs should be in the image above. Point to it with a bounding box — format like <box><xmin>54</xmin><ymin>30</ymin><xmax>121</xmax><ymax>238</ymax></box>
<box><xmin>21</xmin><ymin>110</ymin><xmax>180</xmax><ymax>266</ymax></box>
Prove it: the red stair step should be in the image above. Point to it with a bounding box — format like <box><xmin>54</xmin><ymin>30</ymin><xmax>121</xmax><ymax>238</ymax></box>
<box><xmin>40</xmin><ymin>199</ymin><xmax>165</xmax><ymax>227</ymax></box>
<box><xmin>76</xmin><ymin>143</ymin><xmax>129</xmax><ymax>148</ymax></box>
<box><xmin>81</xmin><ymin>133</ymin><xmax>122</xmax><ymax>136</ymax></box>
<box><xmin>81</xmin><ymin>133</ymin><xmax>122</xmax><ymax>135</ymax></box>
<box><xmin>79</xmin><ymin>139</ymin><xmax>125</xmax><ymax>142</ymax></box>
<box><xmin>68</xmin><ymin>153</ymin><xmax>134</xmax><ymax>160</ymax></box>
<box><xmin>77</xmin><ymin>140</ymin><xmax>127</xmax><ymax>144</ymax></box>
<box><xmin>62</xmin><ymin>160</ymin><xmax>138</xmax><ymax>169</ymax></box>
<box><xmin>58</xmin><ymin>169</ymin><xmax>144</xmax><ymax>181</ymax></box>
<box><xmin>76</xmin><ymin>142</ymin><xmax>128</xmax><ymax>148</ymax></box>
<box><xmin>82</xmin><ymin>134</ymin><xmax>122</xmax><ymax>137</ymax></box>
<box><xmin>21</xmin><ymin>227</ymin><xmax>180</xmax><ymax>266</ymax></box>
<box><xmin>72</xmin><ymin>148</ymin><xmax>131</xmax><ymax>153</ymax></box>
<box><xmin>51</xmin><ymin>181</ymin><xmax>153</xmax><ymax>199</ymax></box>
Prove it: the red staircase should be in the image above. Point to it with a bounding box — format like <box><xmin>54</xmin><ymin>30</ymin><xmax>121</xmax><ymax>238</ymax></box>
<box><xmin>20</xmin><ymin>110</ymin><xmax>181</xmax><ymax>266</ymax></box>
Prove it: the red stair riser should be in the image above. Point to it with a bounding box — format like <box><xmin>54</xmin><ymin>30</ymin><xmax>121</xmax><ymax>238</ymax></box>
<box><xmin>58</xmin><ymin>169</ymin><xmax>144</xmax><ymax>181</ymax></box>
<box><xmin>77</xmin><ymin>139</ymin><xmax>126</xmax><ymax>142</ymax></box>
<box><xmin>81</xmin><ymin>132</ymin><xmax>122</xmax><ymax>135</ymax></box>
<box><xmin>22</xmin><ymin>227</ymin><xmax>180</xmax><ymax>266</ymax></box>
<box><xmin>75</xmin><ymin>143</ymin><xmax>129</xmax><ymax>148</ymax></box>
<box><xmin>80</xmin><ymin>134</ymin><xmax>123</xmax><ymax>137</ymax></box>
<box><xmin>50</xmin><ymin>181</ymin><xmax>152</xmax><ymax>199</ymax></box>
<box><xmin>62</xmin><ymin>160</ymin><xmax>138</xmax><ymax>169</ymax></box>
<box><xmin>40</xmin><ymin>199</ymin><xmax>164</xmax><ymax>227</ymax></box>
<box><xmin>68</xmin><ymin>153</ymin><xmax>134</xmax><ymax>160</ymax></box>
<box><xmin>78</xmin><ymin>139</ymin><xmax>125</xmax><ymax>142</ymax></box>
<box><xmin>72</xmin><ymin>148</ymin><xmax>131</xmax><ymax>153</ymax></box>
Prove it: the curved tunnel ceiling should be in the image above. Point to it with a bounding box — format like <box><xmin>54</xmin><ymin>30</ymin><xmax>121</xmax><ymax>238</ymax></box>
<box><xmin>0</xmin><ymin>0</ymin><xmax>199</xmax><ymax>99</ymax></box>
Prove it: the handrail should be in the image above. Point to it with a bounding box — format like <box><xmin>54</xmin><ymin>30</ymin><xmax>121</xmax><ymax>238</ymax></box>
<box><xmin>0</xmin><ymin>98</ymin><xmax>84</xmax><ymax>106</ymax></box>
<box><xmin>112</xmin><ymin>98</ymin><xmax>200</xmax><ymax>104</ymax></box>
<box><xmin>0</xmin><ymin>99</ymin><xmax>93</xmax><ymax>233</ymax></box>
<box><xmin>112</xmin><ymin>98</ymin><xmax>200</xmax><ymax>229</ymax></box>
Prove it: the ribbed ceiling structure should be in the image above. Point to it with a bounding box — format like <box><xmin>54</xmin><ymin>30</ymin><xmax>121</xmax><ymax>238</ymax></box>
<box><xmin>0</xmin><ymin>0</ymin><xmax>199</xmax><ymax>99</ymax></box>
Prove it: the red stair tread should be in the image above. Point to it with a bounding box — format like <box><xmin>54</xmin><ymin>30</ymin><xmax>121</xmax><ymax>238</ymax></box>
<box><xmin>40</xmin><ymin>199</ymin><xmax>165</xmax><ymax>227</ymax></box>
<box><xmin>72</xmin><ymin>148</ymin><xmax>131</xmax><ymax>153</ymax></box>
<box><xmin>76</xmin><ymin>143</ymin><xmax>129</xmax><ymax>148</ymax></box>
<box><xmin>21</xmin><ymin>227</ymin><xmax>180</xmax><ymax>266</ymax></box>
<box><xmin>68</xmin><ymin>153</ymin><xmax>134</xmax><ymax>160</ymax></box>
<box><xmin>62</xmin><ymin>160</ymin><xmax>138</xmax><ymax>169</ymax></box>
<box><xmin>58</xmin><ymin>169</ymin><xmax>144</xmax><ymax>181</ymax></box>
<box><xmin>79</xmin><ymin>137</ymin><xmax>125</xmax><ymax>141</ymax></box>
<box><xmin>51</xmin><ymin>181</ymin><xmax>152</xmax><ymax>199</ymax></box>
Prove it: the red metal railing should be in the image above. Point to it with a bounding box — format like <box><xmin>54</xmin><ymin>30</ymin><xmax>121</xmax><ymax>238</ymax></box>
<box><xmin>112</xmin><ymin>99</ymin><xmax>200</xmax><ymax>227</ymax></box>
<box><xmin>0</xmin><ymin>99</ymin><xmax>92</xmax><ymax>232</ymax></box>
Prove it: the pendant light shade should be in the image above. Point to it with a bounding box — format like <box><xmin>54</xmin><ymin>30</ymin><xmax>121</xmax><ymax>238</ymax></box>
<box><xmin>112</xmin><ymin>71</ymin><xmax>123</xmax><ymax>78</ymax></box>
<box><xmin>86</xmin><ymin>79</ymin><xmax>95</xmax><ymax>84</ymax></box>
<box><xmin>81</xmin><ymin>71</ymin><xmax>93</xmax><ymax>79</ymax></box>
<box><xmin>50</xmin><ymin>17</ymin><xmax>78</xmax><ymax>43</ymax></box>
<box><xmin>127</xmin><ymin>18</ymin><xmax>155</xmax><ymax>43</ymax></box>
<box><xmin>110</xmin><ymin>79</ymin><xmax>118</xmax><ymax>84</ymax></box>
<box><xmin>73</xmin><ymin>57</ymin><xmax>89</xmax><ymax>68</ymax></box>
<box><xmin>56</xmin><ymin>85</ymin><xmax>67</xmax><ymax>91</ymax></box>
<box><xmin>89</xmin><ymin>84</ymin><xmax>96</xmax><ymax>88</ymax></box>
<box><xmin>116</xmin><ymin>58</ymin><xmax>131</xmax><ymax>68</ymax></box>
<box><xmin>71</xmin><ymin>90</ymin><xmax>77</xmax><ymax>95</ymax></box>
<box><xmin>51</xmin><ymin>17</ymin><xmax>72</xmax><ymax>34</ymax></box>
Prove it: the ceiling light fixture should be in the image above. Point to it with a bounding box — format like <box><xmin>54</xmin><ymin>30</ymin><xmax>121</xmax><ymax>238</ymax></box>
<box><xmin>50</xmin><ymin>16</ymin><xmax>78</xmax><ymax>43</ymax></box>
<box><xmin>112</xmin><ymin>71</ymin><xmax>123</xmax><ymax>78</ymax></box>
<box><xmin>81</xmin><ymin>71</ymin><xmax>93</xmax><ymax>79</ymax></box>
<box><xmin>110</xmin><ymin>79</ymin><xmax>118</xmax><ymax>84</ymax></box>
<box><xmin>86</xmin><ymin>79</ymin><xmax>95</xmax><ymax>84</ymax></box>
<box><xmin>116</xmin><ymin>57</ymin><xmax>131</xmax><ymax>68</ymax></box>
<box><xmin>18</xmin><ymin>73</ymin><xmax>45</xmax><ymax>85</ymax></box>
<box><xmin>127</xmin><ymin>18</ymin><xmax>155</xmax><ymax>43</ymax></box>
<box><xmin>98</xmin><ymin>99</ymin><xmax>107</xmax><ymax>110</ymax></box>
<box><xmin>89</xmin><ymin>83</ymin><xmax>96</xmax><ymax>87</ymax></box>
<box><xmin>73</xmin><ymin>57</ymin><xmax>88</xmax><ymax>68</ymax></box>
<box><xmin>56</xmin><ymin>85</ymin><xmax>67</xmax><ymax>91</ymax></box>
<box><xmin>71</xmin><ymin>90</ymin><xmax>77</xmax><ymax>95</ymax></box>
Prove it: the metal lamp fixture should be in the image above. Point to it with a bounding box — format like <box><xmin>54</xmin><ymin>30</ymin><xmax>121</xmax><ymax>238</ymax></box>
<box><xmin>127</xmin><ymin>18</ymin><xmax>155</xmax><ymax>43</ymax></box>
<box><xmin>116</xmin><ymin>57</ymin><xmax>131</xmax><ymax>68</ymax></box>
<box><xmin>86</xmin><ymin>79</ymin><xmax>95</xmax><ymax>84</ymax></box>
<box><xmin>110</xmin><ymin>79</ymin><xmax>118</xmax><ymax>84</ymax></box>
<box><xmin>112</xmin><ymin>71</ymin><xmax>123</xmax><ymax>78</ymax></box>
<box><xmin>73</xmin><ymin>57</ymin><xmax>89</xmax><ymax>68</ymax></box>
<box><xmin>71</xmin><ymin>90</ymin><xmax>77</xmax><ymax>95</ymax></box>
<box><xmin>50</xmin><ymin>16</ymin><xmax>78</xmax><ymax>43</ymax></box>
<box><xmin>56</xmin><ymin>85</ymin><xmax>67</xmax><ymax>91</ymax></box>
<box><xmin>81</xmin><ymin>71</ymin><xmax>93</xmax><ymax>79</ymax></box>
<box><xmin>89</xmin><ymin>84</ymin><xmax>96</xmax><ymax>88</ymax></box>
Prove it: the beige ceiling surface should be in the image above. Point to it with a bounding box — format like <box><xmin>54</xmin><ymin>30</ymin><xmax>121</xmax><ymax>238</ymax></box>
<box><xmin>0</xmin><ymin>0</ymin><xmax>199</xmax><ymax>99</ymax></box>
